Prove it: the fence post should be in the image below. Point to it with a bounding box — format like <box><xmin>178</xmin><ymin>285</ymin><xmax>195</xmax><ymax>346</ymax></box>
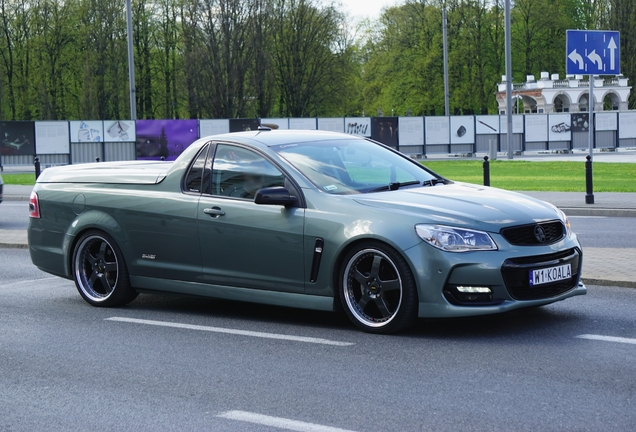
<box><xmin>483</xmin><ymin>155</ymin><xmax>490</xmax><ymax>186</ymax></box>
<box><xmin>34</xmin><ymin>157</ymin><xmax>41</xmax><ymax>180</ymax></box>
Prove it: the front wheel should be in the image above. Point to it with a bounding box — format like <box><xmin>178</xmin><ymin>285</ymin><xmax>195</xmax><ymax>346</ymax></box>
<box><xmin>72</xmin><ymin>230</ymin><xmax>138</xmax><ymax>307</ymax></box>
<box><xmin>339</xmin><ymin>242</ymin><xmax>418</xmax><ymax>334</ymax></box>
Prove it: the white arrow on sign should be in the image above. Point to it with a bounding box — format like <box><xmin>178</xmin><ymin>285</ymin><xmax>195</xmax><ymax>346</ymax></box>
<box><xmin>568</xmin><ymin>49</ymin><xmax>584</xmax><ymax>70</ymax></box>
<box><xmin>587</xmin><ymin>49</ymin><xmax>603</xmax><ymax>70</ymax></box>
<box><xmin>608</xmin><ymin>37</ymin><xmax>617</xmax><ymax>70</ymax></box>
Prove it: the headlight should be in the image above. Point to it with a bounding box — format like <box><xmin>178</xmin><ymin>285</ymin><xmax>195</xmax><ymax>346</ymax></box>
<box><xmin>415</xmin><ymin>224</ymin><xmax>498</xmax><ymax>252</ymax></box>
<box><xmin>557</xmin><ymin>209</ymin><xmax>572</xmax><ymax>237</ymax></box>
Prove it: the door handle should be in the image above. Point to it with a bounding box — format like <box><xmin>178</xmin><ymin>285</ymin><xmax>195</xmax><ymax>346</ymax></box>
<box><xmin>203</xmin><ymin>207</ymin><xmax>226</xmax><ymax>217</ymax></box>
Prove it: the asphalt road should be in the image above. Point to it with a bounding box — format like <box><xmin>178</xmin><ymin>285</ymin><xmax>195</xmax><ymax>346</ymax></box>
<box><xmin>1</xmin><ymin>248</ymin><xmax>635</xmax><ymax>431</ymax></box>
<box><xmin>1</xmin><ymin>200</ymin><xmax>633</xmax><ymax>249</ymax></box>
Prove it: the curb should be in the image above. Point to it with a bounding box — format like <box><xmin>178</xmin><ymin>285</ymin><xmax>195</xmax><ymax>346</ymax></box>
<box><xmin>2</xmin><ymin>196</ymin><xmax>30</xmax><ymax>202</ymax></box>
<box><xmin>0</xmin><ymin>242</ymin><xmax>28</xmax><ymax>249</ymax></box>
<box><xmin>561</xmin><ymin>208</ymin><xmax>636</xmax><ymax>218</ymax></box>
<box><xmin>581</xmin><ymin>278</ymin><xmax>636</xmax><ymax>289</ymax></box>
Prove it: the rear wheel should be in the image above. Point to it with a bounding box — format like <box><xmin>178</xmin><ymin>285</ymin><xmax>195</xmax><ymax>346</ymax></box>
<box><xmin>339</xmin><ymin>241</ymin><xmax>418</xmax><ymax>334</ymax></box>
<box><xmin>72</xmin><ymin>230</ymin><xmax>137</xmax><ymax>307</ymax></box>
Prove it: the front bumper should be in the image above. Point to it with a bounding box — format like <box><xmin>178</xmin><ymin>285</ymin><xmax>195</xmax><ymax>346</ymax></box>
<box><xmin>403</xmin><ymin>235</ymin><xmax>587</xmax><ymax>319</ymax></box>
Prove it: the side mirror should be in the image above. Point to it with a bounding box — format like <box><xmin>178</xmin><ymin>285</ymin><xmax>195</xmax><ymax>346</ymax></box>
<box><xmin>254</xmin><ymin>187</ymin><xmax>297</xmax><ymax>207</ymax></box>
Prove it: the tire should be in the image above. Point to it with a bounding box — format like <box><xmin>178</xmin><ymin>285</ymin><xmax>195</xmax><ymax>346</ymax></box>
<box><xmin>339</xmin><ymin>241</ymin><xmax>418</xmax><ymax>334</ymax></box>
<box><xmin>72</xmin><ymin>230</ymin><xmax>138</xmax><ymax>307</ymax></box>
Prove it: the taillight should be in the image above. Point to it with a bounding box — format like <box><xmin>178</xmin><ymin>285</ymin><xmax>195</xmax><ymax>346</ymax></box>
<box><xmin>29</xmin><ymin>191</ymin><xmax>40</xmax><ymax>219</ymax></box>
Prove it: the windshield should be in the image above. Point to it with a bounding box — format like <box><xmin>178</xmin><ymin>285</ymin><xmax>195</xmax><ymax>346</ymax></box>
<box><xmin>272</xmin><ymin>139</ymin><xmax>440</xmax><ymax>194</ymax></box>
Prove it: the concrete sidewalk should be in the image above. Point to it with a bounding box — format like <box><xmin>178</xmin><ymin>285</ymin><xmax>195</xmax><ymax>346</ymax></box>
<box><xmin>2</xmin><ymin>185</ymin><xmax>635</xmax><ymax>288</ymax></box>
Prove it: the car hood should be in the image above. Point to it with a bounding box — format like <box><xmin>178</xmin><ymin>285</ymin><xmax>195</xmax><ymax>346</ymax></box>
<box><xmin>36</xmin><ymin>161</ymin><xmax>171</xmax><ymax>185</ymax></box>
<box><xmin>353</xmin><ymin>182</ymin><xmax>561</xmax><ymax>232</ymax></box>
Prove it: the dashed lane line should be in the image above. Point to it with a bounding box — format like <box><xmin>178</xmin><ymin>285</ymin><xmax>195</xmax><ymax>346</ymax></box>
<box><xmin>576</xmin><ymin>334</ymin><xmax>636</xmax><ymax>345</ymax></box>
<box><xmin>106</xmin><ymin>317</ymin><xmax>354</xmax><ymax>346</ymax></box>
<box><xmin>217</xmin><ymin>410</ymin><xmax>357</xmax><ymax>432</ymax></box>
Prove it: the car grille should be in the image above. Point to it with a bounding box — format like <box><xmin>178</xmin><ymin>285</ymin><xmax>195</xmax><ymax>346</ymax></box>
<box><xmin>501</xmin><ymin>248</ymin><xmax>581</xmax><ymax>300</ymax></box>
<box><xmin>501</xmin><ymin>221</ymin><xmax>564</xmax><ymax>246</ymax></box>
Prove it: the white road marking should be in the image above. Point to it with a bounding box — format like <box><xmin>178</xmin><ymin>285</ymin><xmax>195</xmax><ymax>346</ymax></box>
<box><xmin>106</xmin><ymin>317</ymin><xmax>354</xmax><ymax>346</ymax></box>
<box><xmin>577</xmin><ymin>334</ymin><xmax>636</xmax><ymax>345</ymax></box>
<box><xmin>569</xmin><ymin>216</ymin><xmax>607</xmax><ymax>219</ymax></box>
<box><xmin>217</xmin><ymin>410</ymin><xmax>357</xmax><ymax>432</ymax></box>
<box><xmin>0</xmin><ymin>276</ymin><xmax>60</xmax><ymax>289</ymax></box>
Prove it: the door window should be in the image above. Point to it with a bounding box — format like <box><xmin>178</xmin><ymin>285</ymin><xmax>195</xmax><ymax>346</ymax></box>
<box><xmin>211</xmin><ymin>145</ymin><xmax>285</xmax><ymax>199</ymax></box>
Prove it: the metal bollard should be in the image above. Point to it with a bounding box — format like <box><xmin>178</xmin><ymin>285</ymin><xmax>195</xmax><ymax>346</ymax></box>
<box><xmin>483</xmin><ymin>155</ymin><xmax>490</xmax><ymax>187</ymax></box>
<box><xmin>95</xmin><ymin>157</ymin><xmax>100</xmax><ymax>163</ymax></box>
<box><xmin>34</xmin><ymin>157</ymin><xmax>41</xmax><ymax>179</ymax></box>
<box><xmin>585</xmin><ymin>155</ymin><xmax>594</xmax><ymax>204</ymax></box>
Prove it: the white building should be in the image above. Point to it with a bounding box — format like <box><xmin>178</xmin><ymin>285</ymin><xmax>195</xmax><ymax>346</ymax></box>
<box><xmin>496</xmin><ymin>72</ymin><xmax>631</xmax><ymax>114</ymax></box>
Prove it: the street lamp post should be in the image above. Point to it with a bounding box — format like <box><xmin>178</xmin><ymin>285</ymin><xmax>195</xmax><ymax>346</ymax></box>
<box><xmin>126</xmin><ymin>0</ymin><xmax>137</xmax><ymax>120</ymax></box>
<box><xmin>504</xmin><ymin>0</ymin><xmax>513</xmax><ymax>159</ymax></box>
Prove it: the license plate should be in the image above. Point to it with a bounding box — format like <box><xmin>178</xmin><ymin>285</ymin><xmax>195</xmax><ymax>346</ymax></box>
<box><xmin>529</xmin><ymin>264</ymin><xmax>572</xmax><ymax>286</ymax></box>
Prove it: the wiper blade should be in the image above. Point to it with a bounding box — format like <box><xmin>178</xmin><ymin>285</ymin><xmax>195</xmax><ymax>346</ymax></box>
<box><xmin>422</xmin><ymin>178</ymin><xmax>444</xmax><ymax>187</ymax></box>
<box><xmin>368</xmin><ymin>180</ymin><xmax>421</xmax><ymax>193</ymax></box>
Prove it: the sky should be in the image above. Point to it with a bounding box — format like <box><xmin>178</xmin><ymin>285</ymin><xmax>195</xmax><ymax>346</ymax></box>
<box><xmin>339</xmin><ymin>0</ymin><xmax>401</xmax><ymax>20</ymax></box>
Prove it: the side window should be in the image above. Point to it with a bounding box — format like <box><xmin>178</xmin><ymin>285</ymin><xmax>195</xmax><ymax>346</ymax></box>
<box><xmin>211</xmin><ymin>145</ymin><xmax>285</xmax><ymax>199</ymax></box>
<box><xmin>184</xmin><ymin>145</ymin><xmax>209</xmax><ymax>193</ymax></box>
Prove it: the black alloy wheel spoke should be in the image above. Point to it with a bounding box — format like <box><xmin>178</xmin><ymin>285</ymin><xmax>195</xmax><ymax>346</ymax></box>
<box><xmin>357</xmin><ymin>293</ymin><xmax>371</xmax><ymax>312</ymax></box>
<box><xmin>353</xmin><ymin>269</ymin><xmax>369</xmax><ymax>286</ymax></box>
<box><xmin>369</xmin><ymin>255</ymin><xmax>382</xmax><ymax>279</ymax></box>
<box><xmin>381</xmin><ymin>279</ymin><xmax>401</xmax><ymax>292</ymax></box>
<box><xmin>97</xmin><ymin>241</ymin><xmax>108</xmax><ymax>260</ymax></box>
<box><xmin>374</xmin><ymin>296</ymin><xmax>392</xmax><ymax>318</ymax></box>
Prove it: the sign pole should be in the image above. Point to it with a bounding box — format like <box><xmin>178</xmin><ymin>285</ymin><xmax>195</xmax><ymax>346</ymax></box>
<box><xmin>585</xmin><ymin>75</ymin><xmax>594</xmax><ymax>204</ymax></box>
<box><xmin>442</xmin><ymin>8</ymin><xmax>450</xmax><ymax>117</ymax></box>
<box><xmin>126</xmin><ymin>0</ymin><xmax>137</xmax><ymax>120</ymax></box>
<box><xmin>505</xmin><ymin>0</ymin><xmax>513</xmax><ymax>159</ymax></box>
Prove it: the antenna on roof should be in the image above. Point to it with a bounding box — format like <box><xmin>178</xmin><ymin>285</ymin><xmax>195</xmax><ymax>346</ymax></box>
<box><xmin>256</xmin><ymin>117</ymin><xmax>271</xmax><ymax>131</ymax></box>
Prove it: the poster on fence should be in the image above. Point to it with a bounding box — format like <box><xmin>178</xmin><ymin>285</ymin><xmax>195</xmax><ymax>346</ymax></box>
<box><xmin>70</xmin><ymin>121</ymin><xmax>103</xmax><ymax>143</ymax></box>
<box><xmin>135</xmin><ymin>119</ymin><xmax>198</xmax><ymax>161</ymax></box>
<box><xmin>230</xmin><ymin>118</ymin><xmax>259</xmax><ymax>132</ymax></box>
<box><xmin>570</xmin><ymin>113</ymin><xmax>589</xmax><ymax>133</ymax></box>
<box><xmin>35</xmin><ymin>121</ymin><xmax>70</xmax><ymax>154</ymax></box>
<box><xmin>475</xmin><ymin>116</ymin><xmax>499</xmax><ymax>135</ymax></box>
<box><xmin>199</xmin><ymin>119</ymin><xmax>229</xmax><ymax>137</ymax></box>
<box><xmin>450</xmin><ymin>116</ymin><xmax>474</xmax><ymax>144</ymax></box>
<box><xmin>104</xmin><ymin>120</ymin><xmax>135</xmax><ymax>142</ymax></box>
<box><xmin>289</xmin><ymin>118</ymin><xmax>317</xmax><ymax>130</ymax></box>
<box><xmin>595</xmin><ymin>112</ymin><xmax>617</xmax><ymax>131</ymax></box>
<box><xmin>619</xmin><ymin>112</ymin><xmax>636</xmax><ymax>138</ymax></box>
<box><xmin>548</xmin><ymin>114</ymin><xmax>572</xmax><ymax>142</ymax></box>
<box><xmin>425</xmin><ymin>117</ymin><xmax>449</xmax><ymax>145</ymax></box>
<box><xmin>317</xmin><ymin>118</ymin><xmax>344</xmax><ymax>133</ymax></box>
<box><xmin>499</xmin><ymin>115</ymin><xmax>524</xmax><ymax>134</ymax></box>
<box><xmin>371</xmin><ymin>117</ymin><xmax>398</xmax><ymax>147</ymax></box>
<box><xmin>525</xmin><ymin>115</ymin><xmax>548</xmax><ymax>142</ymax></box>
<box><xmin>0</xmin><ymin>121</ymin><xmax>35</xmax><ymax>156</ymax></box>
<box><xmin>345</xmin><ymin>117</ymin><xmax>371</xmax><ymax>137</ymax></box>
<box><xmin>262</xmin><ymin>118</ymin><xmax>289</xmax><ymax>130</ymax></box>
<box><xmin>398</xmin><ymin>117</ymin><xmax>424</xmax><ymax>146</ymax></box>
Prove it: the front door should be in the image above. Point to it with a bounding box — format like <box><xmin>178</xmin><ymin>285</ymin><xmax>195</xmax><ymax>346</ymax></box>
<box><xmin>197</xmin><ymin>144</ymin><xmax>305</xmax><ymax>293</ymax></box>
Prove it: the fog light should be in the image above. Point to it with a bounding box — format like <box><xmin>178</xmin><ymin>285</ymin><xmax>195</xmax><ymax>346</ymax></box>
<box><xmin>456</xmin><ymin>286</ymin><xmax>492</xmax><ymax>294</ymax></box>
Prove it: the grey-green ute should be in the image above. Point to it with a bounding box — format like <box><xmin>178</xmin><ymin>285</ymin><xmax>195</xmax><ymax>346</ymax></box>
<box><xmin>28</xmin><ymin>130</ymin><xmax>586</xmax><ymax>333</ymax></box>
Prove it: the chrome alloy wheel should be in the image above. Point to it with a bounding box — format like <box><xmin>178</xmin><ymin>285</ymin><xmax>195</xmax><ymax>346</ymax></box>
<box><xmin>343</xmin><ymin>249</ymin><xmax>403</xmax><ymax>328</ymax></box>
<box><xmin>74</xmin><ymin>235</ymin><xmax>120</xmax><ymax>302</ymax></box>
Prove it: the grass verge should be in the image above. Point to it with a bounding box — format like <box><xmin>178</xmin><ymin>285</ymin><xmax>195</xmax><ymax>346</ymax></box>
<box><xmin>422</xmin><ymin>160</ymin><xmax>636</xmax><ymax>192</ymax></box>
<box><xmin>2</xmin><ymin>173</ymin><xmax>36</xmax><ymax>185</ymax></box>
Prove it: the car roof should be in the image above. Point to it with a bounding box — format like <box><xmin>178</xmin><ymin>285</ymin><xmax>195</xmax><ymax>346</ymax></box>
<box><xmin>203</xmin><ymin>130</ymin><xmax>366</xmax><ymax>147</ymax></box>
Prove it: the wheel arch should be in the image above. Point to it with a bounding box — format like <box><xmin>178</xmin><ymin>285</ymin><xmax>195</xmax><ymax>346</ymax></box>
<box><xmin>330</xmin><ymin>235</ymin><xmax>420</xmax><ymax>305</ymax></box>
<box><xmin>64</xmin><ymin>210</ymin><xmax>130</xmax><ymax>277</ymax></box>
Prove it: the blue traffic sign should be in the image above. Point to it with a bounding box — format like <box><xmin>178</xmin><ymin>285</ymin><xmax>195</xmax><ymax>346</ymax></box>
<box><xmin>566</xmin><ymin>30</ymin><xmax>620</xmax><ymax>75</ymax></box>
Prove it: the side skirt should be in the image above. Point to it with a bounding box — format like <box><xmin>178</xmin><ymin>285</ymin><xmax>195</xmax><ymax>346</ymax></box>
<box><xmin>130</xmin><ymin>276</ymin><xmax>335</xmax><ymax>312</ymax></box>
